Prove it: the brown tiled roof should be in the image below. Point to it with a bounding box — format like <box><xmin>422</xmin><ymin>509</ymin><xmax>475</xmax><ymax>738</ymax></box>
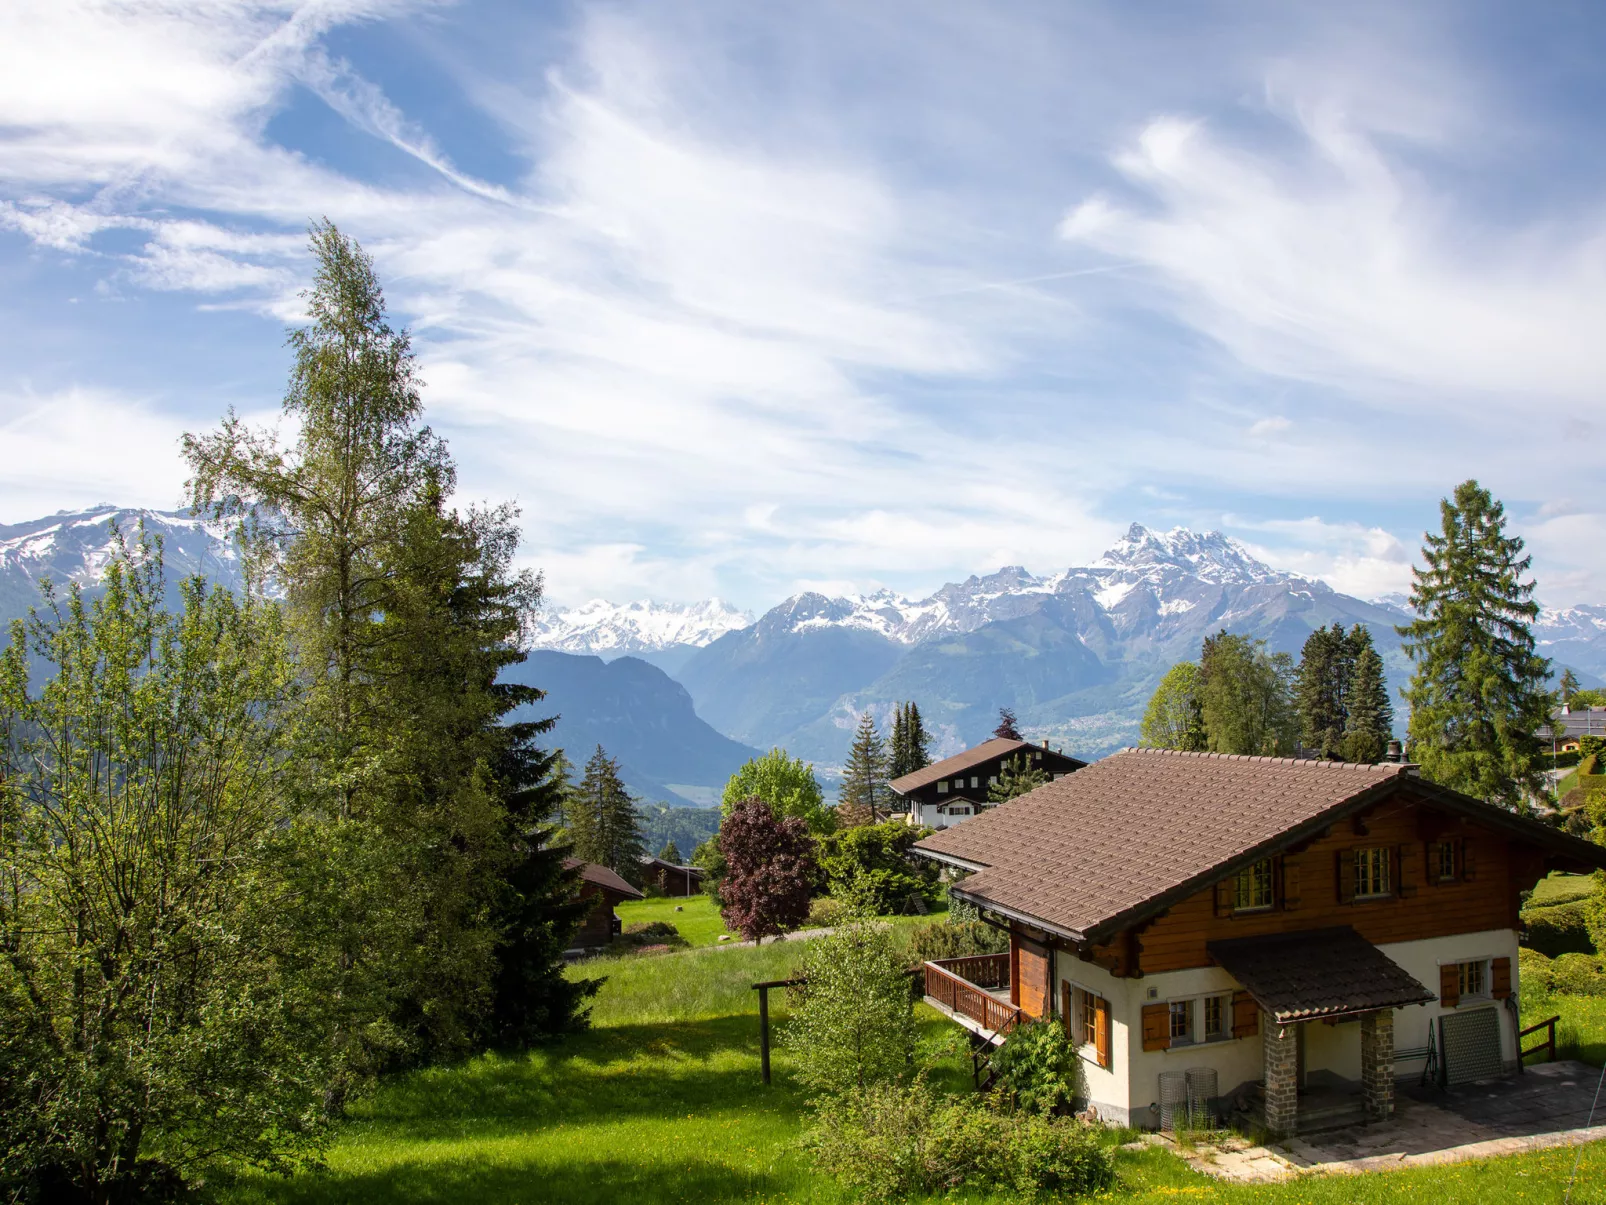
<box><xmin>890</xmin><ymin>737</ymin><xmax>1083</xmax><ymax>794</ymax></box>
<box><xmin>564</xmin><ymin>858</ymin><xmax>645</xmax><ymax>899</ymax></box>
<box><xmin>914</xmin><ymin>749</ymin><xmax>1410</xmax><ymax>940</ymax></box>
<box><xmin>1208</xmin><ymin>926</ymin><xmax>1435</xmax><ymax>1023</ymax></box>
<box><xmin>916</xmin><ymin>748</ymin><xmax>1606</xmax><ymax>942</ymax></box>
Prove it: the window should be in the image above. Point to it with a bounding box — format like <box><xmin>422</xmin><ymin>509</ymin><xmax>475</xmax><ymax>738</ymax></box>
<box><xmin>988</xmin><ymin>775</ymin><xmax>998</xmax><ymax>786</ymax></box>
<box><xmin>1074</xmin><ymin>987</ymin><xmax>1100</xmax><ymax>1049</ymax></box>
<box><xmin>1436</xmin><ymin>840</ymin><xmax>1458</xmax><ymax>882</ymax></box>
<box><xmin>970</xmin><ymin>776</ymin><xmax>979</xmax><ymax>789</ymax></box>
<box><xmin>937</xmin><ymin>781</ymin><xmax>948</xmax><ymax>795</ymax></box>
<box><xmin>1457</xmin><ymin>959</ymin><xmax>1488</xmax><ymax>1000</ymax></box>
<box><xmin>1203</xmin><ymin>994</ymin><xmax>1230</xmax><ymax>1041</ymax></box>
<box><xmin>1169</xmin><ymin>1000</ymin><xmax>1193</xmax><ymax>1043</ymax></box>
<box><xmin>1235</xmin><ymin>859</ymin><xmax>1275</xmax><ymax>911</ymax></box>
<box><xmin>1354</xmin><ymin>847</ymin><xmax>1392</xmax><ymax>898</ymax></box>
<box><xmin>953</xmin><ymin>778</ymin><xmax>964</xmax><ymax>790</ymax></box>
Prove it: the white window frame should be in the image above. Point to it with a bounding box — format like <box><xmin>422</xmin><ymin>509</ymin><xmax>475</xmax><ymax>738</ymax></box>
<box><xmin>970</xmin><ymin>776</ymin><xmax>980</xmax><ymax>789</ymax></box>
<box><xmin>1165</xmin><ymin>991</ymin><xmax>1237</xmax><ymax>1048</ymax></box>
<box><xmin>1168</xmin><ymin>999</ymin><xmax>1194</xmax><ymax>1045</ymax></box>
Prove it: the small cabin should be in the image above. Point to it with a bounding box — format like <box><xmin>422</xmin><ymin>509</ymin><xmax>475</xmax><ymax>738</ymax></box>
<box><xmin>566</xmin><ymin>859</ymin><xmax>644</xmax><ymax>949</ymax></box>
<box><xmin>890</xmin><ymin>736</ymin><xmax>1086</xmax><ymax>828</ymax></box>
<box><xmin>639</xmin><ymin>855</ymin><xmax>704</xmax><ymax>897</ymax></box>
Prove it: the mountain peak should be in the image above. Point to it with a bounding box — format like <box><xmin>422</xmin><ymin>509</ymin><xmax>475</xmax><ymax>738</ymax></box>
<box><xmin>1093</xmin><ymin>523</ymin><xmax>1280</xmax><ymax>586</ymax></box>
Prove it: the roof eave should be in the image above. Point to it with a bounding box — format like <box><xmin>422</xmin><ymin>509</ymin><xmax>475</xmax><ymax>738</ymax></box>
<box><xmin>946</xmin><ymin>884</ymin><xmax>1088</xmax><ymax>944</ymax></box>
<box><xmin>914</xmin><ymin>847</ymin><xmax>990</xmax><ymax>874</ymax></box>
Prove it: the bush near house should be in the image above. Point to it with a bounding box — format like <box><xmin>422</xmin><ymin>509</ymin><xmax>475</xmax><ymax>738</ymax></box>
<box><xmin>907</xmin><ymin>919</ymin><xmax>1008</xmax><ymax>964</ymax></box>
<box><xmin>1522</xmin><ymin>900</ymin><xmax>1597</xmax><ymax>957</ymax></box>
<box><xmin>818</xmin><ymin>821</ymin><xmax>938</xmax><ymax>915</ymax></box>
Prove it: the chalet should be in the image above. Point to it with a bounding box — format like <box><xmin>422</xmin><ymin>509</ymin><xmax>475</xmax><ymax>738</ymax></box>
<box><xmin>912</xmin><ymin>749</ymin><xmax>1606</xmax><ymax>1135</ymax></box>
<box><xmin>1540</xmin><ymin>705</ymin><xmax>1606</xmax><ymax>753</ymax></box>
<box><xmin>566</xmin><ymin>858</ymin><xmax>644</xmax><ymax>950</ymax></box>
<box><xmin>890</xmin><ymin>736</ymin><xmax>1087</xmax><ymax>828</ymax></box>
<box><xmin>639</xmin><ymin>855</ymin><xmax>704</xmax><ymax>897</ymax></box>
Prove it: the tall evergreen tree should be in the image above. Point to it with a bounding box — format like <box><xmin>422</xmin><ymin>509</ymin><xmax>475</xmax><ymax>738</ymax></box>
<box><xmin>838</xmin><ymin>712</ymin><xmax>889</xmax><ymax>826</ymax></box>
<box><xmin>888</xmin><ymin>701</ymin><xmax>932</xmax><ymax>779</ymax></box>
<box><xmin>658</xmin><ymin>839</ymin><xmax>685</xmax><ymax>864</ymax></box>
<box><xmin>1140</xmin><ymin>662</ymin><xmax>1208</xmax><ymax>751</ymax></box>
<box><xmin>548</xmin><ymin>749</ymin><xmax>576</xmax><ymax>830</ymax></box>
<box><xmin>1295</xmin><ymin>623</ymin><xmax>1354</xmax><ymax>758</ymax></box>
<box><xmin>1397</xmin><ymin>480</ymin><xmax>1552</xmax><ymax>808</ymax></box>
<box><xmin>993</xmin><ymin>707</ymin><xmax>1023</xmax><ymax>740</ymax></box>
<box><xmin>1560</xmin><ymin>668</ymin><xmax>1580</xmax><ymax>709</ymax></box>
<box><xmin>1342</xmin><ymin>631</ymin><xmax>1394</xmax><ymax>764</ymax></box>
<box><xmin>568</xmin><ymin>745</ymin><xmax>647</xmax><ymax>882</ymax></box>
<box><xmin>1198</xmin><ymin>630</ymin><xmax>1298</xmax><ymax>756</ymax></box>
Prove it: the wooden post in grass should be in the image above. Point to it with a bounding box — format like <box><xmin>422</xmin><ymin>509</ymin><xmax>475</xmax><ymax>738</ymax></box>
<box><xmin>752</xmin><ymin>978</ymin><xmax>803</xmax><ymax>1085</ymax></box>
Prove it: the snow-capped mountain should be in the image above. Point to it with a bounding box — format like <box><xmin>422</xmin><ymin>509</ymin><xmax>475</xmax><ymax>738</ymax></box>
<box><xmin>528</xmin><ymin>597</ymin><xmax>752</xmax><ymax>654</ymax></box>
<box><xmin>0</xmin><ymin>505</ymin><xmax>246</xmax><ymax>624</ymax></box>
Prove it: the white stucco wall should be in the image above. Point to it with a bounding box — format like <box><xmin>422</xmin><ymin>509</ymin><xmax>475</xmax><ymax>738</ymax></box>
<box><xmin>1052</xmin><ymin>927</ymin><xmax>1520</xmax><ymax>1128</ymax></box>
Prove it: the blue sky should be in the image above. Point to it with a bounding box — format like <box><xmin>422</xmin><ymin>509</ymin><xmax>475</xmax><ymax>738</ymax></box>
<box><xmin>2</xmin><ymin>1</ymin><xmax>1603</xmax><ymax>611</ymax></box>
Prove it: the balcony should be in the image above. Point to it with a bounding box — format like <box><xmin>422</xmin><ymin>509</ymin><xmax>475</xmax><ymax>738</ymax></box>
<box><xmin>922</xmin><ymin>953</ymin><xmax>1021</xmax><ymax>1045</ymax></box>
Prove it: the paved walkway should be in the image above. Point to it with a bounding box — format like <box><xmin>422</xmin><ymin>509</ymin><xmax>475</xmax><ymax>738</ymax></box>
<box><xmin>1168</xmin><ymin>1061</ymin><xmax>1606</xmax><ymax>1183</ymax></box>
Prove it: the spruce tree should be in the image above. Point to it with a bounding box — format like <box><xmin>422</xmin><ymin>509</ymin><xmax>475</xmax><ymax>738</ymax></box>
<box><xmin>658</xmin><ymin>839</ymin><xmax>684</xmax><ymax>864</ymax></box>
<box><xmin>1342</xmin><ymin>631</ymin><xmax>1394</xmax><ymax>763</ymax></box>
<box><xmin>890</xmin><ymin>703</ymin><xmax>909</xmax><ymax>780</ymax></box>
<box><xmin>906</xmin><ymin>702</ymin><xmax>932</xmax><ymax>773</ymax></box>
<box><xmin>1561</xmin><ymin>668</ymin><xmax>1580</xmax><ymax>709</ymax></box>
<box><xmin>569</xmin><ymin>745</ymin><xmax>647</xmax><ymax>882</ymax></box>
<box><xmin>1295</xmin><ymin>623</ymin><xmax>1353</xmax><ymax>758</ymax></box>
<box><xmin>1398</xmin><ymin>480</ymin><xmax>1552</xmax><ymax>807</ymax></box>
<box><xmin>838</xmin><ymin>712</ymin><xmax>889</xmax><ymax>826</ymax></box>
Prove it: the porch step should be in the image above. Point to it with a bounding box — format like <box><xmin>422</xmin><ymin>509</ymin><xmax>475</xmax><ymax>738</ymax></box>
<box><xmin>1239</xmin><ymin>1085</ymin><xmax>1368</xmax><ymax>1135</ymax></box>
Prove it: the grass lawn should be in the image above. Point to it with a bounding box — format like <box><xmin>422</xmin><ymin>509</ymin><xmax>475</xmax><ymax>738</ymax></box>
<box><xmin>218</xmin><ymin>936</ymin><xmax>1606</xmax><ymax>1205</ymax></box>
<box><xmin>615</xmin><ymin>893</ymin><xmax>730</xmax><ymax>947</ymax></box>
<box><xmin>1524</xmin><ymin>990</ymin><xmax>1606</xmax><ymax>1068</ymax></box>
<box><xmin>1528</xmin><ymin>872</ymin><xmax>1595</xmax><ymax>909</ymax></box>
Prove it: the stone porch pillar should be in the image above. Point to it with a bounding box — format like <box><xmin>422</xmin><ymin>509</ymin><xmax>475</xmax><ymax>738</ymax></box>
<box><xmin>1360</xmin><ymin>1010</ymin><xmax>1395</xmax><ymax>1121</ymax></box>
<box><xmin>1262</xmin><ymin>1012</ymin><xmax>1299</xmax><ymax>1135</ymax></box>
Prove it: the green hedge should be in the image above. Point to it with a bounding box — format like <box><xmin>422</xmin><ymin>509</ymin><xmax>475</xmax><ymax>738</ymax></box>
<box><xmin>1521</xmin><ymin>900</ymin><xmax>1597</xmax><ymax>958</ymax></box>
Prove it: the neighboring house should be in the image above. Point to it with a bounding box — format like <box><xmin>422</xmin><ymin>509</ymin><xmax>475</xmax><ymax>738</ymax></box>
<box><xmin>1539</xmin><ymin>706</ymin><xmax>1606</xmax><ymax>753</ymax></box>
<box><xmin>913</xmin><ymin>749</ymin><xmax>1606</xmax><ymax>1134</ymax></box>
<box><xmin>566</xmin><ymin>858</ymin><xmax>644</xmax><ymax>949</ymax></box>
<box><xmin>890</xmin><ymin>736</ymin><xmax>1087</xmax><ymax>829</ymax></box>
<box><xmin>639</xmin><ymin>855</ymin><xmax>704</xmax><ymax>897</ymax></box>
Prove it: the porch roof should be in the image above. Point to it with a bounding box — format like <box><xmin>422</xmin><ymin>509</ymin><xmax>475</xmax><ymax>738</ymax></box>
<box><xmin>1207</xmin><ymin>926</ymin><xmax>1436</xmax><ymax>1025</ymax></box>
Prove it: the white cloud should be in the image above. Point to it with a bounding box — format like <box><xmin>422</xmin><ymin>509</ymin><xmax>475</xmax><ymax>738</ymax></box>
<box><xmin>1060</xmin><ymin>104</ymin><xmax>1606</xmax><ymax>409</ymax></box>
<box><xmin>1230</xmin><ymin>515</ymin><xmax>1414</xmax><ymax>602</ymax></box>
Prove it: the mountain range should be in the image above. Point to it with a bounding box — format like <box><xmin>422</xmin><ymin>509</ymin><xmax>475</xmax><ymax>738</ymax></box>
<box><xmin>6</xmin><ymin>507</ymin><xmax>1605</xmax><ymax>796</ymax></box>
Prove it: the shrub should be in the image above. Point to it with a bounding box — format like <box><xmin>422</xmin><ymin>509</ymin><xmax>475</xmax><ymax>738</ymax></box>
<box><xmin>786</xmin><ymin>919</ymin><xmax>916</xmax><ymax>1097</ymax></box>
<box><xmin>988</xmin><ymin>1019</ymin><xmax>1084</xmax><ymax>1115</ymax></box>
<box><xmin>610</xmin><ymin>921</ymin><xmax>687</xmax><ymax>952</ymax></box>
<box><xmin>818</xmin><ymin>822</ymin><xmax>938</xmax><ymax>915</ymax></box>
<box><xmin>907</xmin><ymin>919</ymin><xmax>1007</xmax><ymax>964</ymax></box>
<box><xmin>1520</xmin><ymin>946</ymin><xmax>1554</xmax><ymax>995</ymax></box>
<box><xmin>801</xmin><ymin>1078</ymin><xmax>1115</xmax><ymax>1202</ymax></box>
<box><xmin>808</xmin><ymin>896</ymin><xmax>848</xmax><ymax>928</ymax></box>
<box><xmin>1549</xmin><ymin>952</ymin><xmax>1606</xmax><ymax>997</ymax></box>
<box><xmin>944</xmin><ymin>880</ymin><xmax>980</xmax><ymax>923</ymax></box>
<box><xmin>1522</xmin><ymin>901</ymin><xmax>1597</xmax><ymax>958</ymax></box>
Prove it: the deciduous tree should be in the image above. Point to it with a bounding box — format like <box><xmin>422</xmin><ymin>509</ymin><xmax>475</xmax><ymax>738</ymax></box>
<box><xmin>722</xmin><ymin>747</ymin><xmax>832</xmax><ymax>833</ymax></box>
<box><xmin>786</xmin><ymin>919</ymin><xmax>917</xmax><ymax>1097</ymax></box>
<box><xmin>1397</xmin><ymin>480</ymin><xmax>1552</xmax><ymax>808</ymax></box>
<box><xmin>818</xmin><ymin>822</ymin><xmax>937</xmax><ymax>914</ymax></box>
<box><xmin>1140</xmin><ymin>662</ymin><xmax>1207</xmax><ymax>751</ymax></box>
<box><xmin>993</xmin><ymin>707</ymin><xmax>1023</xmax><ymax>740</ymax></box>
<box><xmin>1199</xmin><ymin>631</ymin><xmax>1298</xmax><ymax>756</ymax></box>
<box><xmin>718</xmin><ymin>797</ymin><xmax>817</xmax><ymax>942</ymax></box>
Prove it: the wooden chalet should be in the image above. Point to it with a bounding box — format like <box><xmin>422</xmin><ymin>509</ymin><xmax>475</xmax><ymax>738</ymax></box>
<box><xmin>566</xmin><ymin>858</ymin><xmax>644</xmax><ymax>950</ymax></box>
<box><xmin>890</xmin><ymin>736</ymin><xmax>1086</xmax><ymax>828</ymax></box>
<box><xmin>639</xmin><ymin>855</ymin><xmax>704</xmax><ymax>897</ymax></box>
<box><xmin>912</xmin><ymin>749</ymin><xmax>1606</xmax><ymax>1134</ymax></box>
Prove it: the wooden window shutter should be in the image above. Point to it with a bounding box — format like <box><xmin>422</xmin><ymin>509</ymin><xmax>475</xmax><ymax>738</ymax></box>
<box><xmin>1061</xmin><ymin>982</ymin><xmax>1072</xmax><ymax>1037</ymax></box>
<box><xmin>1395</xmin><ymin>843</ymin><xmax>1413</xmax><ymax>897</ymax></box>
<box><xmin>1335</xmin><ymin>850</ymin><xmax>1356</xmax><ymax>904</ymax></box>
<box><xmin>1460</xmin><ymin>840</ymin><xmax>1475</xmax><ymax>882</ymax></box>
<box><xmin>1141</xmin><ymin>1002</ymin><xmax>1171</xmax><ymax>1052</ymax></box>
<box><xmin>1214</xmin><ymin>878</ymin><xmax>1235</xmax><ymax>917</ymax></box>
<box><xmin>1424</xmin><ymin>839</ymin><xmax>1438</xmax><ymax>885</ymax></box>
<box><xmin>1231</xmin><ymin>990</ymin><xmax>1259</xmax><ymax>1039</ymax></box>
<box><xmin>1281</xmin><ymin>860</ymin><xmax>1301</xmax><ymax>911</ymax></box>
<box><xmin>1491</xmin><ymin>956</ymin><xmax>1512</xmax><ymax>1000</ymax></box>
<box><xmin>1095</xmin><ymin>996</ymin><xmax>1112</xmax><ymax>1069</ymax></box>
<box><xmin>1439</xmin><ymin>963</ymin><xmax>1460</xmax><ymax>1009</ymax></box>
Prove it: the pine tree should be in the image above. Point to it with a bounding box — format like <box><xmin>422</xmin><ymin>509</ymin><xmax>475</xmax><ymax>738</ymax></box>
<box><xmin>1295</xmin><ymin>623</ymin><xmax>1353</xmax><ymax>758</ymax></box>
<box><xmin>1398</xmin><ymin>480</ymin><xmax>1553</xmax><ymax>808</ymax></box>
<box><xmin>657</xmin><ymin>839</ymin><xmax>684</xmax><ymax>864</ymax></box>
<box><xmin>838</xmin><ymin>712</ymin><xmax>889</xmax><ymax>826</ymax></box>
<box><xmin>548</xmin><ymin>749</ymin><xmax>576</xmax><ymax>830</ymax></box>
<box><xmin>569</xmin><ymin>745</ymin><xmax>647</xmax><ymax>882</ymax></box>
<box><xmin>987</xmin><ymin>753</ymin><xmax>1049</xmax><ymax>803</ymax></box>
<box><xmin>1342</xmin><ymin>631</ymin><xmax>1394</xmax><ymax>763</ymax></box>
<box><xmin>993</xmin><ymin>707</ymin><xmax>1023</xmax><ymax>740</ymax></box>
<box><xmin>890</xmin><ymin>704</ymin><xmax>908</xmax><ymax>780</ymax></box>
<box><xmin>1561</xmin><ymin>668</ymin><xmax>1580</xmax><ymax>709</ymax></box>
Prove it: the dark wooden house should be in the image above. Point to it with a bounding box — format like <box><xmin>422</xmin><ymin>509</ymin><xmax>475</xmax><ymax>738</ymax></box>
<box><xmin>890</xmin><ymin>736</ymin><xmax>1086</xmax><ymax>828</ymax></box>
<box><xmin>566</xmin><ymin>858</ymin><xmax>644</xmax><ymax>949</ymax></box>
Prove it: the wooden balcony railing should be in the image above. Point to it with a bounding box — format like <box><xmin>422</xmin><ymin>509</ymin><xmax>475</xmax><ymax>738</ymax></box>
<box><xmin>924</xmin><ymin>954</ymin><xmax>1020</xmax><ymax>1037</ymax></box>
<box><xmin>1519</xmin><ymin>1014</ymin><xmax>1560</xmax><ymax>1065</ymax></box>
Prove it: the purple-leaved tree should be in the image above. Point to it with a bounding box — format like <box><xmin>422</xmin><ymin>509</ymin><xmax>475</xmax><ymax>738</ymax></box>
<box><xmin>718</xmin><ymin>796</ymin><xmax>818</xmax><ymax>943</ymax></box>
